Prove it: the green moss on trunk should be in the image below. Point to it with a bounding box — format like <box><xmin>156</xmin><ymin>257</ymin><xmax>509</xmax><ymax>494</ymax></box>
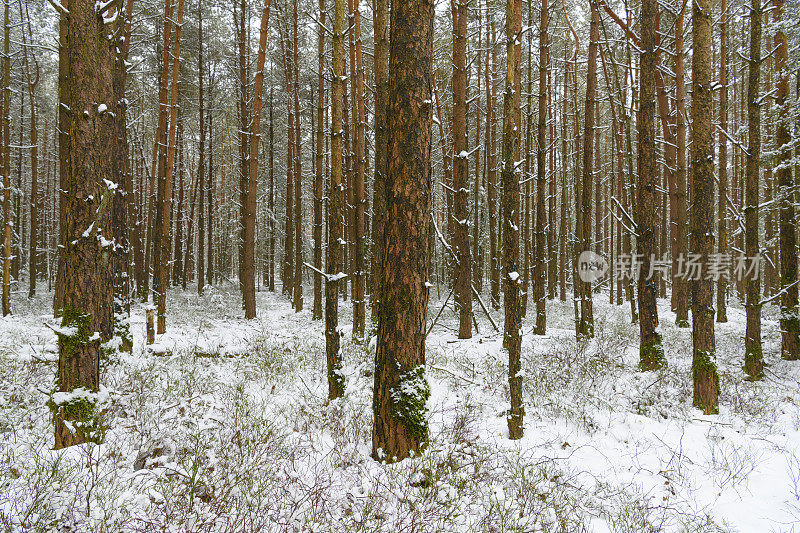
<box><xmin>390</xmin><ymin>365</ymin><xmax>430</xmax><ymax>443</ymax></box>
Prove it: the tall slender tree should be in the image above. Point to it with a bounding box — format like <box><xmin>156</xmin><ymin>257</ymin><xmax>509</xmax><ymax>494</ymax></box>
<box><xmin>452</xmin><ymin>0</ymin><xmax>472</xmax><ymax>339</ymax></box>
<box><xmin>533</xmin><ymin>0</ymin><xmax>548</xmax><ymax>335</ymax></box>
<box><xmin>717</xmin><ymin>0</ymin><xmax>729</xmax><ymax>323</ymax></box>
<box><xmin>197</xmin><ymin>0</ymin><xmax>206</xmax><ymax>295</ymax></box>
<box><xmin>577</xmin><ymin>0</ymin><xmax>599</xmax><ymax>339</ymax></box>
<box><xmin>371</xmin><ymin>0</ymin><xmax>389</xmax><ymax>321</ymax></box>
<box><xmin>313</xmin><ymin>0</ymin><xmax>325</xmax><ymax>320</ymax></box>
<box><xmin>1</xmin><ymin>0</ymin><xmax>10</xmax><ymax>317</ymax></box>
<box><xmin>502</xmin><ymin>0</ymin><xmax>524</xmax><ymax>439</ymax></box>
<box><xmin>350</xmin><ymin>0</ymin><xmax>365</xmax><ymax>334</ymax></box>
<box><xmin>326</xmin><ymin>0</ymin><xmax>346</xmax><ymax>400</ymax></box>
<box><xmin>243</xmin><ymin>0</ymin><xmax>274</xmax><ymax>319</ymax></box>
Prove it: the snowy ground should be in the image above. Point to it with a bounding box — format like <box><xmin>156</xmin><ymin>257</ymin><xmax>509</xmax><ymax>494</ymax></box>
<box><xmin>1</xmin><ymin>284</ymin><xmax>799</xmax><ymax>532</ymax></box>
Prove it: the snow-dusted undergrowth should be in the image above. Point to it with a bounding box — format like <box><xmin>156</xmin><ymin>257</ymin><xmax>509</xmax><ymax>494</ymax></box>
<box><xmin>1</xmin><ymin>285</ymin><xmax>799</xmax><ymax>532</ymax></box>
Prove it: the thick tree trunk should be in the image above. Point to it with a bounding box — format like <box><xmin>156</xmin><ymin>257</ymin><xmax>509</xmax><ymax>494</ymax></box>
<box><xmin>637</xmin><ymin>0</ymin><xmax>665</xmax><ymax>370</ymax></box>
<box><xmin>691</xmin><ymin>0</ymin><xmax>720</xmax><ymax>414</ymax></box>
<box><xmin>774</xmin><ymin>0</ymin><xmax>799</xmax><ymax>360</ymax></box>
<box><xmin>372</xmin><ymin>0</ymin><xmax>433</xmax><ymax>462</ymax></box>
<box><xmin>243</xmin><ymin>0</ymin><xmax>273</xmax><ymax>319</ymax></box>
<box><xmin>54</xmin><ymin>0</ymin><xmax>118</xmax><ymax>448</ymax></box>
<box><xmin>744</xmin><ymin>0</ymin><xmax>763</xmax><ymax>378</ymax></box>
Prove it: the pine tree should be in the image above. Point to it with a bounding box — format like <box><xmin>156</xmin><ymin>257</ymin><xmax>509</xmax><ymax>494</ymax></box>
<box><xmin>452</xmin><ymin>0</ymin><xmax>472</xmax><ymax>339</ymax></box>
<box><xmin>502</xmin><ymin>0</ymin><xmax>524</xmax><ymax>440</ymax></box>
<box><xmin>691</xmin><ymin>0</ymin><xmax>720</xmax><ymax>413</ymax></box>
<box><xmin>774</xmin><ymin>0</ymin><xmax>799</xmax><ymax>360</ymax></box>
<box><xmin>744</xmin><ymin>0</ymin><xmax>763</xmax><ymax>378</ymax></box>
<box><xmin>326</xmin><ymin>0</ymin><xmax>346</xmax><ymax>400</ymax></box>
<box><xmin>54</xmin><ymin>0</ymin><xmax>118</xmax><ymax>448</ymax></box>
<box><xmin>637</xmin><ymin>0</ymin><xmax>665</xmax><ymax>370</ymax></box>
<box><xmin>373</xmin><ymin>0</ymin><xmax>434</xmax><ymax>462</ymax></box>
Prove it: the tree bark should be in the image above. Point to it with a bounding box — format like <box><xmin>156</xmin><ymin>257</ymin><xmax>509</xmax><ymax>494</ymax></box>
<box><xmin>691</xmin><ymin>0</ymin><xmax>720</xmax><ymax>413</ymax></box>
<box><xmin>452</xmin><ymin>0</ymin><xmax>472</xmax><ymax>339</ymax></box>
<box><xmin>674</xmin><ymin>3</ymin><xmax>689</xmax><ymax>327</ymax></box>
<box><xmin>1</xmin><ymin>0</ymin><xmax>10</xmax><ymax>317</ymax></box>
<box><xmin>327</xmin><ymin>0</ymin><xmax>346</xmax><ymax>400</ymax></box>
<box><xmin>576</xmin><ymin>1</ymin><xmax>599</xmax><ymax>340</ymax></box>
<box><xmin>502</xmin><ymin>0</ymin><xmax>524</xmax><ymax>440</ymax></box>
<box><xmin>716</xmin><ymin>0</ymin><xmax>729</xmax><ymax>323</ymax></box>
<box><xmin>197</xmin><ymin>2</ymin><xmax>206</xmax><ymax>295</ymax></box>
<box><xmin>313</xmin><ymin>0</ymin><xmax>326</xmax><ymax>320</ymax></box>
<box><xmin>54</xmin><ymin>0</ymin><xmax>118</xmax><ymax>448</ymax></box>
<box><xmin>293</xmin><ymin>0</ymin><xmax>303</xmax><ymax>313</ymax></box>
<box><xmin>774</xmin><ymin>0</ymin><xmax>799</xmax><ymax>360</ymax></box>
<box><xmin>372</xmin><ymin>0</ymin><xmax>433</xmax><ymax>462</ymax></box>
<box><xmin>370</xmin><ymin>0</ymin><xmax>389</xmax><ymax>321</ymax></box>
<box><xmin>350</xmin><ymin>0</ymin><xmax>365</xmax><ymax>334</ymax></box>
<box><xmin>533</xmin><ymin>0</ymin><xmax>548</xmax><ymax>334</ymax></box>
<box><xmin>744</xmin><ymin>0</ymin><xmax>763</xmax><ymax>378</ymax></box>
<box><xmin>637</xmin><ymin>0</ymin><xmax>665</xmax><ymax>370</ymax></box>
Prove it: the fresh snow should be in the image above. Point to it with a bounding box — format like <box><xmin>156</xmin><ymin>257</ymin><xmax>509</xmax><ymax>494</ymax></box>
<box><xmin>1</xmin><ymin>286</ymin><xmax>799</xmax><ymax>531</ymax></box>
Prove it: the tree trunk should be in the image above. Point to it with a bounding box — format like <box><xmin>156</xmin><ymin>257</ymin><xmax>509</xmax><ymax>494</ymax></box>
<box><xmin>674</xmin><ymin>3</ymin><xmax>689</xmax><ymax>327</ymax></box>
<box><xmin>243</xmin><ymin>0</ymin><xmax>273</xmax><ymax>319</ymax></box>
<box><xmin>637</xmin><ymin>0</ymin><xmax>665</xmax><ymax>370</ymax></box>
<box><xmin>54</xmin><ymin>0</ymin><xmax>118</xmax><ymax>448</ymax></box>
<box><xmin>577</xmin><ymin>0</ymin><xmax>599</xmax><ymax>339</ymax></box>
<box><xmin>371</xmin><ymin>0</ymin><xmax>389</xmax><ymax>321</ymax></box>
<box><xmin>502</xmin><ymin>0</ymin><xmax>524</xmax><ymax>440</ymax></box>
<box><xmin>743</xmin><ymin>0</ymin><xmax>763</xmax><ymax>377</ymax></box>
<box><xmin>488</xmin><ymin>19</ymin><xmax>500</xmax><ymax>310</ymax></box>
<box><xmin>716</xmin><ymin>0</ymin><xmax>729</xmax><ymax>323</ymax></box>
<box><xmin>22</xmin><ymin>16</ymin><xmax>39</xmax><ymax>299</ymax></box>
<box><xmin>197</xmin><ymin>3</ymin><xmax>206</xmax><ymax>295</ymax></box>
<box><xmin>293</xmin><ymin>0</ymin><xmax>303</xmax><ymax>313</ymax></box>
<box><xmin>691</xmin><ymin>0</ymin><xmax>720</xmax><ymax>413</ymax></box>
<box><xmin>327</xmin><ymin>0</ymin><xmax>346</xmax><ymax>400</ymax></box>
<box><xmin>452</xmin><ymin>0</ymin><xmax>472</xmax><ymax>339</ymax></box>
<box><xmin>1</xmin><ymin>0</ymin><xmax>10</xmax><ymax>317</ymax></box>
<box><xmin>372</xmin><ymin>0</ymin><xmax>433</xmax><ymax>462</ymax></box>
<box><xmin>533</xmin><ymin>0</ymin><xmax>548</xmax><ymax>334</ymax></box>
<box><xmin>313</xmin><ymin>0</ymin><xmax>326</xmax><ymax>320</ymax></box>
<box><xmin>774</xmin><ymin>0</ymin><xmax>799</xmax><ymax>360</ymax></box>
<box><xmin>350</xmin><ymin>0</ymin><xmax>365</xmax><ymax>334</ymax></box>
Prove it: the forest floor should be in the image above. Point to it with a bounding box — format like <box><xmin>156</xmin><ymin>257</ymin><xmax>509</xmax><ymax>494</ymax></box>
<box><xmin>1</xmin><ymin>284</ymin><xmax>799</xmax><ymax>532</ymax></box>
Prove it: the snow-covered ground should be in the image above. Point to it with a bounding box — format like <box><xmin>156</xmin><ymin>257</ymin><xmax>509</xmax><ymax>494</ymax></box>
<box><xmin>1</xmin><ymin>284</ymin><xmax>799</xmax><ymax>532</ymax></box>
